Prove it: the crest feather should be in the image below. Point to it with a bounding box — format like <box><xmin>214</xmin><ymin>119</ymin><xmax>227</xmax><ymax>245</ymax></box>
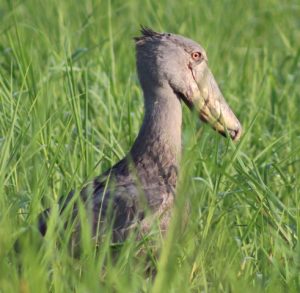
<box><xmin>134</xmin><ymin>26</ymin><xmax>163</xmax><ymax>44</ymax></box>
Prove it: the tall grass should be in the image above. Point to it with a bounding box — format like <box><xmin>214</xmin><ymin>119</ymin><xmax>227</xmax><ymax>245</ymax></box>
<box><xmin>0</xmin><ymin>0</ymin><xmax>299</xmax><ymax>292</ymax></box>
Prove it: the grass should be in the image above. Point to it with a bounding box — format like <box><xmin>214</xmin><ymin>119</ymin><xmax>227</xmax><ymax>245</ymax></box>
<box><xmin>0</xmin><ymin>0</ymin><xmax>299</xmax><ymax>292</ymax></box>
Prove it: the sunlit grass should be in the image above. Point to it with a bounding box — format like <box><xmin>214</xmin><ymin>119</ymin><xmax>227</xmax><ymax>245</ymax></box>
<box><xmin>0</xmin><ymin>0</ymin><xmax>299</xmax><ymax>292</ymax></box>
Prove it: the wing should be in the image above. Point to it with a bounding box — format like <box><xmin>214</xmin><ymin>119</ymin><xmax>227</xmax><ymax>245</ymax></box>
<box><xmin>38</xmin><ymin>158</ymin><xmax>166</xmax><ymax>240</ymax></box>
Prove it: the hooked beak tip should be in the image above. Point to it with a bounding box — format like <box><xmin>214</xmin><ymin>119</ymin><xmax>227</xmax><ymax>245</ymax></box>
<box><xmin>230</xmin><ymin>125</ymin><xmax>242</xmax><ymax>142</ymax></box>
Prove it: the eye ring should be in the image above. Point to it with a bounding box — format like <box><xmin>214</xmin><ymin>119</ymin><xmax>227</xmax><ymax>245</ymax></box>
<box><xmin>191</xmin><ymin>52</ymin><xmax>202</xmax><ymax>61</ymax></box>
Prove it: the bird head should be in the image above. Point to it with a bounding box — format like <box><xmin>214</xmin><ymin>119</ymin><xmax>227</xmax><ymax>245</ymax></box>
<box><xmin>135</xmin><ymin>27</ymin><xmax>242</xmax><ymax>141</ymax></box>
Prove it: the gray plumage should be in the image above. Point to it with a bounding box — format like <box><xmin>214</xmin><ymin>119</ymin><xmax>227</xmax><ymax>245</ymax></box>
<box><xmin>39</xmin><ymin>27</ymin><xmax>242</xmax><ymax>242</ymax></box>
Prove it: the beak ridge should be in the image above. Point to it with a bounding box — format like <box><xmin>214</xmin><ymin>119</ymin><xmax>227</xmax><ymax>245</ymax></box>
<box><xmin>190</xmin><ymin>63</ymin><xmax>242</xmax><ymax>142</ymax></box>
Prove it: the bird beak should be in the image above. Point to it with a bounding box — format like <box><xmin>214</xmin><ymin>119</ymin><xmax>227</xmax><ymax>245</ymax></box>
<box><xmin>189</xmin><ymin>62</ymin><xmax>242</xmax><ymax>141</ymax></box>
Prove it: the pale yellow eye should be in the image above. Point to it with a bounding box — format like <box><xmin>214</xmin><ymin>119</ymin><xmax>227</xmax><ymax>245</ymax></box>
<box><xmin>191</xmin><ymin>52</ymin><xmax>202</xmax><ymax>61</ymax></box>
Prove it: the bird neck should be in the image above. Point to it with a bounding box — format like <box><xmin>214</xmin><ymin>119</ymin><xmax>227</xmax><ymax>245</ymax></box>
<box><xmin>130</xmin><ymin>84</ymin><xmax>182</xmax><ymax>170</ymax></box>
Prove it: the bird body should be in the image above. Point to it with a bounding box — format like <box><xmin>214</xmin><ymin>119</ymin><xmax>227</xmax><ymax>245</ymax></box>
<box><xmin>39</xmin><ymin>28</ymin><xmax>242</xmax><ymax>242</ymax></box>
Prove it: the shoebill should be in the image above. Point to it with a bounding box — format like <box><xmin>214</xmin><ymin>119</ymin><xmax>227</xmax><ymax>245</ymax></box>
<box><xmin>39</xmin><ymin>27</ymin><xmax>242</xmax><ymax>242</ymax></box>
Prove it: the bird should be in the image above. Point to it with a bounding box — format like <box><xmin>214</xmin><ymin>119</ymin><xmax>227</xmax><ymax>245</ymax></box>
<box><xmin>39</xmin><ymin>27</ymin><xmax>242</xmax><ymax>243</ymax></box>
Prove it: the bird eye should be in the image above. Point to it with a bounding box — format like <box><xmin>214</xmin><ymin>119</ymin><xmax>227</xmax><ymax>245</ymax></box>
<box><xmin>191</xmin><ymin>52</ymin><xmax>202</xmax><ymax>61</ymax></box>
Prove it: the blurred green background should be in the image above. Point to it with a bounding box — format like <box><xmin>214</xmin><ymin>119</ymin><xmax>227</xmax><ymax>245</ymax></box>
<box><xmin>0</xmin><ymin>0</ymin><xmax>299</xmax><ymax>292</ymax></box>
